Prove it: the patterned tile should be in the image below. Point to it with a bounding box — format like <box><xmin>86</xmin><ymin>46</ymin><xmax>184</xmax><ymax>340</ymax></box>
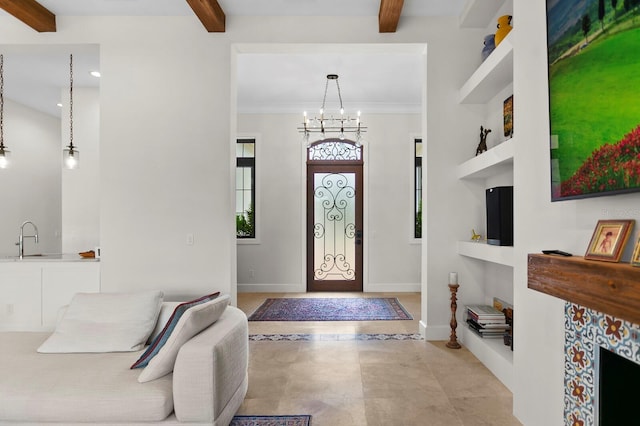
<box><xmin>564</xmin><ymin>302</ymin><xmax>640</xmax><ymax>426</ymax></box>
<box><xmin>250</xmin><ymin>333</ymin><xmax>423</xmax><ymax>342</ymax></box>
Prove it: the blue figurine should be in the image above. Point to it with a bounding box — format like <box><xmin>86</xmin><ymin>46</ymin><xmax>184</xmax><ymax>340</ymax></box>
<box><xmin>482</xmin><ymin>34</ymin><xmax>495</xmax><ymax>62</ymax></box>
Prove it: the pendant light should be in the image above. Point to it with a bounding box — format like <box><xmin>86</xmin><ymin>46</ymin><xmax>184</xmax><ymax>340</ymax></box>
<box><xmin>63</xmin><ymin>53</ymin><xmax>78</xmax><ymax>169</ymax></box>
<box><xmin>0</xmin><ymin>54</ymin><xmax>10</xmax><ymax>169</ymax></box>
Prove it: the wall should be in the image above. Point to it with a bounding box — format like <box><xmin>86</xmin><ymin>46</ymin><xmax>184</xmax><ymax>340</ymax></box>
<box><xmin>236</xmin><ymin>113</ymin><xmax>421</xmax><ymax>292</ymax></box>
<box><xmin>513</xmin><ymin>0</ymin><xmax>640</xmax><ymax>424</ymax></box>
<box><xmin>0</xmin><ymin>99</ymin><xmax>61</xmax><ymax>257</ymax></box>
<box><xmin>61</xmin><ymin>87</ymin><xmax>100</xmax><ymax>254</ymax></box>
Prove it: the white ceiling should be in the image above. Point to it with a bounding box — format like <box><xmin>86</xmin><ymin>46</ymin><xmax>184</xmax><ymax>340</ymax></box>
<box><xmin>0</xmin><ymin>0</ymin><xmax>466</xmax><ymax>118</ymax></box>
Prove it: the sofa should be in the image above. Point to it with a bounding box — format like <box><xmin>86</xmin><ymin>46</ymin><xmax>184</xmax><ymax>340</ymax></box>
<box><xmin>0</xmin><ymin>291</ymin><xmax>249</xmax><ymax>426</ymax></box>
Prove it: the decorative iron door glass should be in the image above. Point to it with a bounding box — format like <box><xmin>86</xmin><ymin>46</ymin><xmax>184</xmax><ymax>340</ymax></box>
<box><xmin>308</xmin><ymin>166</ymin><xmax>363</xmax><ymax>292</ymax></box>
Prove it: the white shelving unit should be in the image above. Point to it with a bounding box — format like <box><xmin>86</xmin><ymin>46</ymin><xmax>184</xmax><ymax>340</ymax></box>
<box><xmin>462</xmin><ymin>327</ymin><xmax>513</xmax><ymax>390</ymax></box>
<box><xmin>459</xmin><ymin>31</ymin><xmax>513</xmax><ymax>104</ymax></box>
<box><xmin>458</xmin><ymin>241</ymin><xmax>514</xmax><ymax>266</ymax></box>
<box><xmin>457</xmin><ymin>137</ymin><xmax>514</xmax><ymax>180</ymax></box>
<box><xmin>456</xmin><ymin>0</ymin><xmax>515</xmax><ymax>392</ymax></box>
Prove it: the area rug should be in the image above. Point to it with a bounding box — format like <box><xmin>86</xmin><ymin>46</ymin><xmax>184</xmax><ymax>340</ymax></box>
<box><xmin>247</xmin><ymin>297</ymin><xmax>412</xmax><ymax>321</ymax></box>
<box><xmin>230</xmin><ymin>415</ymin><xmax>311</xmax><ymax>426</ymax></box>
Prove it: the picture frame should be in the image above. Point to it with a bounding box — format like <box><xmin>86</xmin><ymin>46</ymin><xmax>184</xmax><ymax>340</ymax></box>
<box><xmin>584</xmin><ymin>219</ymin><xmax>634</xmax><ymax>262</ymax></box>
<box><xmin>503</xmin><ymin>95</ymin><xmax>513</xmax><ymax>138</ymax></box>
<box><xmin>546</xmin><ymin>0</ymin><xmax>640</xmax><ymax>201</ymax></box>
<box><xmin>631</xmin><ymin>237</ymin><xmax>640</xmax><ymax>267</ymax></box>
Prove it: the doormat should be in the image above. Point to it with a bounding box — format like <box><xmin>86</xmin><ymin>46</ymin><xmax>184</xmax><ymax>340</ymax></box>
<box><xmin>247</xmin><ymin>298</ymin><xmax>412</xmax><ymax>321</ymax></box>
<box><xmin>230</xmin><ymin>415</ymin><xmax>311</xmax><ymax>426</ymax></box>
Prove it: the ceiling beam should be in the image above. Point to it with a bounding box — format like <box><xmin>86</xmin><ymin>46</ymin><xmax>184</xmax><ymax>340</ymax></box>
<box><xmin>0</xmin><ymin>0</ymin><xmax>56</xmax><ymax>32</ymax></box>
<box><xmin>378</xmin><ymin>0</ymin><xmax>404</xmax><ymax>33</ymax></box>
<box><xmin>186</xmin><ymin>0</ymin><xmax>225</xmax><ymax>32</ymax></box>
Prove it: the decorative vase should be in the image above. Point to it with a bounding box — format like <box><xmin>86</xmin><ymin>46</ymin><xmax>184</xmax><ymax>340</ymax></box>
<box><xmin>482</xmin><ymin>34</ymin><xmax>496</xmax><ymax>61</ymax></box>
<box><xmin>495</xmin><ymin>15</ymin><xmax>512</xmax><ymax>46</ymax></box>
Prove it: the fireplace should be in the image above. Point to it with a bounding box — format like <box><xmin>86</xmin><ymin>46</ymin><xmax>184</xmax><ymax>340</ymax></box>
<box><xmin>527</xmin><ymin>254</ymin><xmax>640</xmax><ymax>426</ymax></box>
<box><xmin>598</xmin><ymin>346</ymin><xmax>640</xmax><ymax>424</ymax></box>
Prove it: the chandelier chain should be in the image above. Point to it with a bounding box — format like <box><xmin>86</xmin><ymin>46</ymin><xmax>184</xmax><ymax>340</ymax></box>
<box><xmin>69</xmin><ymin>54</ymin><xmax>73</xmax><ymax>149</ymax></box>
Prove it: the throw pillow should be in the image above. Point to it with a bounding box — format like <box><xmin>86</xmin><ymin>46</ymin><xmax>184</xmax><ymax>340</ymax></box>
<box><xmin>147</xmin><ymin>302</ymin><xmax>181</xmax><ymax>344</ymax></box>
<box><xmin>133</xmin><ymin>293</ymin><xmax>228</xmax><ymax>383</ymax></box>
<box><xmin>38</xmin><ymin>290</ymin><xmax>164</xmax><ymax>353</ymax></box>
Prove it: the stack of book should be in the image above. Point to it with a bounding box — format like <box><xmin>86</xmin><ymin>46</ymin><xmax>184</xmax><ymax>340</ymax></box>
<box><xmin>466</xmin><ymin>305</ymin><xmax>510</xmax><ymax>338</ymax></box>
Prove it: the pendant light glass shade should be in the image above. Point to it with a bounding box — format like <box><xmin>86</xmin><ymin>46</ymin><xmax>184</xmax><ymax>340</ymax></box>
<box><xmin>63</xmin><ymin>146</ymin><xmax>78</xmax><ymax>169</ymax></box>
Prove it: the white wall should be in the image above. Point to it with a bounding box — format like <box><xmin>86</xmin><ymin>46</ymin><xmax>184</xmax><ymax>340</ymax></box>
<box><xmin>0</xmin><ymin>99</ymin><xmax>61</xmax><ymax>257</ymax></box>
<box><xmin>513</xmin><ymin>0</ymin><xmax>640</xmax><ymax>424</ymax></box>
<box><xmin>236</xmin><ymin>113</ymin><xmax>421</xmax><ymax>292</ymax></box>
<box><xmin>61</xmin><ymin>87</ymin><xmax>100</xmax><ymax>253</ymax></box>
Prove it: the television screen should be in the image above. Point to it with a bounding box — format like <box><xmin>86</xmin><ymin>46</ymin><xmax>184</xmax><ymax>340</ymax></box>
<box><xmin>546</xmin><ymin>0</ymin><xmax>640</xmax><ymax>201</ymax></box>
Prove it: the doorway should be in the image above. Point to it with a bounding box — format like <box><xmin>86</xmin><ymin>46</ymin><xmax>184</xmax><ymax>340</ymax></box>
<box><xmin>306</xmin><ymin>139</ymin><xmax>363</xmax><ymax>292</ymax></box>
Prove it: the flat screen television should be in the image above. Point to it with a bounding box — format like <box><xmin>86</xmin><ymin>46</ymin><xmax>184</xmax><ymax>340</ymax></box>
<box><xmin>546</xmin><ymin>0</ymin><xmax>640</xmax><ymax>201</ymax></box>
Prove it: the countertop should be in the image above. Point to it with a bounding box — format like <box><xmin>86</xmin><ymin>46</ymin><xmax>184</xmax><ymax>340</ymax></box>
<box><xmin>0</xmin><ymin>253</ymin><xmax>100</xmax><ymax>262</ymax></box>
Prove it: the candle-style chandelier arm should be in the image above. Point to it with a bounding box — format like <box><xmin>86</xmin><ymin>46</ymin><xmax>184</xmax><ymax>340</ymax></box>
<box><xmin>298</xmin><ymin>74</ymin><xmax>366</xmax><ymax>143</ymax></box>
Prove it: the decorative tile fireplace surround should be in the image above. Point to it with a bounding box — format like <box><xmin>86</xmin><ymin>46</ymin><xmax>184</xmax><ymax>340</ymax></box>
<box><xmin>528</xmin><ymin>254</ymin><xmax>640</xmax><ymax>426</ymax></box>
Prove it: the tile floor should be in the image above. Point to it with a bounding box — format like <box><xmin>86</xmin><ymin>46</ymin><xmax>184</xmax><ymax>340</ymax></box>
<box><xmin>236</xmin><ymin>292</ymin><xmax>522</xmax><ymax>426</ymax></box>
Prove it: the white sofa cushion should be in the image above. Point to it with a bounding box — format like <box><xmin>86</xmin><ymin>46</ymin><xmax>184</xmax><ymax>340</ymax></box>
<box><xmin>134</xmin><ymin>294</ymin><xmax>230</xmax><ymax>383</ymax></box>
<box><xmin>0</xmin><ymin>332</ymin><xmax>173</xmax><ymax>423</ymax></box>
<box><xmin>38</xmin><ymin>291</ymin><xmax>164</xmax><ymax>353</ymax></box>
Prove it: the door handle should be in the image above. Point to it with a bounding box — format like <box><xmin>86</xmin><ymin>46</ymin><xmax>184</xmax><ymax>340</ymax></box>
<box><xmin>356</xmin><ymin>230</ymin><xmax>362</xmax><ymax>245</ymax></box>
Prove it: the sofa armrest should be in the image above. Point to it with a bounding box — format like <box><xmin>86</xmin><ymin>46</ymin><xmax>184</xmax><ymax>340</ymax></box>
<box><xmin>172</xmin><ymin>305</ymin><xmax>248</xmax><ymax>423</ymax></box>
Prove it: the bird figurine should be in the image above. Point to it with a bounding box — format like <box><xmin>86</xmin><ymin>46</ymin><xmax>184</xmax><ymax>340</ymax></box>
<box><xmin>495</xmin><ymin>15</ymin><xmax>513</xmax><ymax>46</ymax></box>
<box><xmin>471</xmin><ymin>229</ymin><xmax>482</xmax><ymax>242</ymax></box>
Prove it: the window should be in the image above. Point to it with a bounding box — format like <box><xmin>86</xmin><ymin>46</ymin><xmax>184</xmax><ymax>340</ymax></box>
<box><xmin>414</xmin><ymin>138</ymin><xmax>423</xmax><ymax>239</ymax></box>
<box><xmin>236</xmin><ymin>138</ymin><xmax>255</xmax><ymax>238</ymax></box>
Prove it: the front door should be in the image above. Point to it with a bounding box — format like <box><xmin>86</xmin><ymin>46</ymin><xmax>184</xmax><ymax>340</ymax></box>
<box><xmin>306</xmin><ymin>140</ymin><xmax>363</xmax><ymax>292</ymax></box>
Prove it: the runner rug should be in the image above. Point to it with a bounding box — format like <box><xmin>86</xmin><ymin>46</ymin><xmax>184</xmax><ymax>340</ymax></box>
<box><xmin>247</xmin><ymin>297</ymin><xmax>412</xmax><ymax>321</ymax></box>
<box><xmin>230</xmin><ymin>415</ymin><xmax>311</xmax><ymax>426</ymax></box>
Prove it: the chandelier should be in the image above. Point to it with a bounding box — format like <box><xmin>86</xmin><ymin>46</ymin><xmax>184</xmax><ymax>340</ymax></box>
<box><xmin>298</xmin><ymin>74</ymin><xmax>366</xmax><ymax>144</ymax></box>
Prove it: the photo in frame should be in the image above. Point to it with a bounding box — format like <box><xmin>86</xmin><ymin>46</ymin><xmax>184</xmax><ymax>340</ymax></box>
<box><xmin>631</xmin><ymin>237</ymin><xmax>640</xmax><ymax>267</ymax></box>
<box><xmin>503</xmin><ymin>95</ymin><xmax>513</xmax><ymax>138</ymax></box>
<box><xmin>546</xmin><ymin>0</ymin><xmax>640</xmax><ymax>201</ymax></box>
<box><xmin>584</xmin><ymin>219</ymin><xmax>634</xmax><ymax>262</ymax></box>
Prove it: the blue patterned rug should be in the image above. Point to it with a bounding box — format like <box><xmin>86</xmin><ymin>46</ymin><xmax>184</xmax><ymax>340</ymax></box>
<box><xmin>247</xmin><ymin>297</ymin><xmax>412</xmax><ymax>321</ymax></box>
<box><xmin>230</xmin><ymin>415</ymin><xmax>311</xmax><ymax>426</ymax></box>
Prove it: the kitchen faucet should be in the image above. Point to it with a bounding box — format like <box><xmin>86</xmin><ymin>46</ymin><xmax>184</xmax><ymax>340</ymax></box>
<box><xmin>17</xmin><ymin>221</ymin><xmax>39</xmax><ymax>259</ymax></box>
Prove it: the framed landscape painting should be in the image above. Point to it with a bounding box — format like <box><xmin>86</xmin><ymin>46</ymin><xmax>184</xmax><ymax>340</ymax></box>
<box><xmin>546</xmin><ymin>0</ymin><xmax>640</xmax><ymax>201</ymax></box>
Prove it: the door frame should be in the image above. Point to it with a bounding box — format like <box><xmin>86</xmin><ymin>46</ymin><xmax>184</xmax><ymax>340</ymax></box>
<box><xmin>306</xmin><ymin>142</ymin><xmax>364</xmax><ymax>292</ymax></box>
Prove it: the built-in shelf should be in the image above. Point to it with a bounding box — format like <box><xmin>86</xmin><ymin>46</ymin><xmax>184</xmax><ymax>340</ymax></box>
<box><xmin>459</xmin><ymin>31</ymin><xmax>513</xmax><ymax>104</ymax></box>
<box><xmin>457</xmin><ymin>137</ymin><xmax>515</xmax><ymax>179</ymax></box>
<box><xmin>461</xmin><ymin>326</ymin><xmax>513</xmax><ymax>390</ymax></box>
<box><xmin>459</xmin><ymin>0</ymin><xmax>508</xmax><ymax>28</ymax></box>
<box><xmin>528</xmin><ymin>254</ymin><xmax>640</xmax><ymax>325</ymax></box>
<box><xmin>458</xmin><ymin>241</ymin><xmax>514</xmax><ymax>266</ymax></box>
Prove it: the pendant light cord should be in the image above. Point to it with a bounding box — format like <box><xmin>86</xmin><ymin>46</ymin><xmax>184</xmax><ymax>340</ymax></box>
<box><xmin>69</xmin><ymin>54</ymin><xmax>73</xmax><ymax>150</ymax></box>
<box><xmin>0</xmin><ymin>54</ymin><xmax>4</xmax><ymax>150</ymax></box>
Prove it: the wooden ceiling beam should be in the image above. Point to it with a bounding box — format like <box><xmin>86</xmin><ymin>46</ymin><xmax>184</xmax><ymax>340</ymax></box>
<box><xmin>186</xmin><ymin>0</ymin><xmax>225</xmax><ymax>32</ymax></box>
<box><xmin>378</xmin><ymin>0</ymin><xmax>404</xmax><ymax>33</ymax></box>
<box><xmin>0</xmin><ymin>0</ymin><xmax>56</xmax><ymax>32</ymax></box>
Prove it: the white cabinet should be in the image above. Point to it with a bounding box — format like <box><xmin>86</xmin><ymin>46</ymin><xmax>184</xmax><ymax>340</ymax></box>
<box><xmin>456</xmin><ymin>0</ymin><xmax>514</xmax><ymax>391</ymax></box>
<box><xmin>0</xmin><ymin>266</ymin><xmax>42</xmax><ymax>330</ymax></box>
<box><xmin>0</xmin><ymin>261</ymin><xmax>100</xmax><ymax>331</ymax></box>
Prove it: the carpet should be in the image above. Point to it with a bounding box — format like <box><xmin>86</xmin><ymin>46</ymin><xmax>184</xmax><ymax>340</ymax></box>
<box><xmin>230</xmin><ymin>415</ymin><xmax>311</xmax><ymax>426</ymax></box>
<box><xmin>247</xmin><ymin>297</ymin><xmax>412</xmax><ymax>321</ymax></box>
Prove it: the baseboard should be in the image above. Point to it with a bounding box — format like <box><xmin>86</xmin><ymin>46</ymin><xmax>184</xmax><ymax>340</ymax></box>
<box><xmin>238</xmin><ymin>283</ymin><xmax>305</xmax><ymax>293</ymax></box>
<box><xmin>364</xmin><ymin>283</ymin><xmax>421</xmax><ymax>292</ymax></box>
<box><xmin>419</xmin><ymin>321</ymin><xmax>450</xmax><ymax>341</ymax></box>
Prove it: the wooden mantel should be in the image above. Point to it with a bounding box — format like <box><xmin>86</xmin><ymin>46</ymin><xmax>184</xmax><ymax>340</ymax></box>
<box><xmin>528</xmin><ymin>253</ymin><xmax>640</xmax><ymax>325</ymax></box>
